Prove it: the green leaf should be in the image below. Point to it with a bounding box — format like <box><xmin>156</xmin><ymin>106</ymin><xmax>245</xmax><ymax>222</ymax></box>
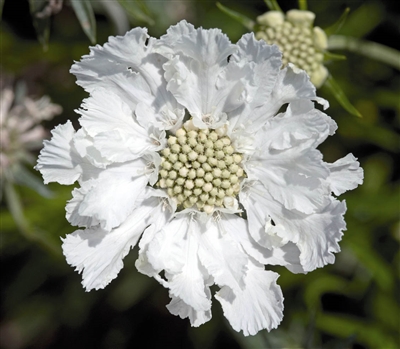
<box><xmin>70</xmin><ymin>0</ymin><xmax>96</xmax><ymax>44</ymax></box>
<box><xmin>338</xmin><ymin>2</ymin><xmax>383</xmax><ymax>38</ymax></box>
<box><xmin>298</xmin><ymin>0</ymin><xmax>307</xmax><ymax>11</ymax></box>
<box><xmin>216</xmin><ymin>2</ymin><xmax>255</xmax><ymax>30</ymax></box>
<box><xmin>0</xmin><ymin>0</ymin><xmax>4</xmax><ymax>19</ymax></box>
<box><xmin>324</xmin><ymin>7</ymin><xmax>350</xmax><ymax>36</ymax></box>
<box><xmin>323</xmin><ymin>74</ymin><xmax>362</xmax><ymax>117</ymax></box>
<box><xmin>117</xmin><ymin>0</ymin><xmax>154</xmax><ymax>26</ymax></box>
<box><xmin>29</xmin><ymin>0</ymin><xmax>50</xmax><ymax>50</ymax></box>
<box><xmin>263</xmin><ymin>0</ymin><xmax>282</xmax><ymax>12</ymax></box>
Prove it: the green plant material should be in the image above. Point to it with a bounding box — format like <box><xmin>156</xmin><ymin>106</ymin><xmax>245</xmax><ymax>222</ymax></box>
<box><xmin>337</xmin><ymin>115</ymin><xmax>400</xmax><ymax>152</ymax></box>
<box><xmin>29</xmin><ymin>0</ymin><xmax>50</xmax><ymax>50</ymax></box>
<box><xmin>0</xmin><ymin>0</ymin><xmax>4</xmax><ymax>19</ymax></box>
<box><xmin>13</xmin><ymin>165</ymin><xmax>53</xmax><ymax>198</ymax></box>
<box><xmin>328</xmin><ymin>35</ymin><xmax>400</xmax><ymax>71</ymax></box>
<box><xmin>316</xmin><ymin>314</ymin><xmax>399</xmax><ymax>349</ymax></box>
<box><xmin>216</xmin><ymin>2</ymin><xmax>255</xmax><ymax>30</ymax></box>
<box><xmin>117</xmin><ymin>0</ymin><xmax>154</xmax><ymax>26</ymax></box>
<box><xmin>263</xmin><ymin>0</ymin><xmax>282</xmax><ymax>12</ymax></box>
<box><xmin>323</xmin><ymin>51</ymin><xmax>346</xmax><ymax>61</ymax></box>
<box><xmin>324</xmin><ymin>7</ymin><xmax>350</xmax><ymax>36</ymax></box>
<box><xmin>70</xmin><ymin>0</ymin><xmax>96</xmax><ymax>44</ymax></box>
<box><xmin>304</xmin><ymin>275</ymin><xmax>347</xmax><ymax>310</ymax></box>
<box><xmin>3</xmin><ymin>182</ymin><xmax>60</xmax><ymax>256</ymax></box>
<box><xmin>298</xmin><ymin>0</ymin><xmax>307</xmax><ymax>11</ymax></box>
<box><xmin>338</xmin><ymin>2</ymin><xmax>383</xmax><ymax>38</ymax></box>
<box><xmin>323</xmin><ymin>74</ymin><xmax>362</xmax><ymax>117</ymax></box>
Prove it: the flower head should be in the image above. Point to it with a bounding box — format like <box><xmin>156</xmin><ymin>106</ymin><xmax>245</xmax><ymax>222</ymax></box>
<box><xmin>256</xmin><ymin>10</ymin><xmax>328</xmax><ymax>87</ymax></box>
<box><xmin>1</xmin><ymin>79</ymin><xmax>62</xmax><ymax>179</ymax></box>
<box><xmin>35</xmin><ymin>21</ymin><xmax>363</xmax><ymax>335</ymax></box>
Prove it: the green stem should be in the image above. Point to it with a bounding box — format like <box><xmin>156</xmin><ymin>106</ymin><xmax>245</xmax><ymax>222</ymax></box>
<box><xmin>4</xmin><ymin>182</ymin><xmax>60</xmax><ymax>256</ymax></box>
<box><xmin>298</xmin><ymin>0</ymin><xmax>307</xmax><ymax>11</ymax></box>
<box><xmin>263</xmin><ymin>0</ymin><xmax>282</xmax><ymax>12</ymax></box>
<box><xmin>328</xmin><ymin>35</ymin><xmax>400</xmax><ymax>70</ymax></box>
<box><xmin>216</xmin><ymin>2</ymin><xmax>255</xmax><ymax>30</ymax></box>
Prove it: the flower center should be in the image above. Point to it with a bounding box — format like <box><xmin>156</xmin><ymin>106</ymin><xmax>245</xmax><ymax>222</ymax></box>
<box><xmin>156</xmin><ymin>120</ymin><xmax>245</xmax><ymax>214</ymax></box>
<box><xmin>257</xmin><ymin>21</ymin><xmax>323</xmax><ymax>74</ymax></box>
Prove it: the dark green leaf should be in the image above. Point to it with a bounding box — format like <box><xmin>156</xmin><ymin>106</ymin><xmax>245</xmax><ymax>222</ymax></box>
<box><xmin>324</xmin><ymin>7</ymin><xmax>350</xmax><ymax>36</ymax></box>
<box><xmin>70</xmin><ymin>0</ymin><xmax>96</xmax><ymax>44</ymax></box>
<box><xmin>216</xmin><ymin>2</ymin><xmax>255</xmax><ymax>30</ymax></box>
<box><xmin>0</xmin><ymin>0</ymin><xmax>4</xmax><ymax>19</ymax></box>
<box><xmin>323</xmin><ymin>74</ymin><xmax>362</xmax><ymax>117</ymax></box>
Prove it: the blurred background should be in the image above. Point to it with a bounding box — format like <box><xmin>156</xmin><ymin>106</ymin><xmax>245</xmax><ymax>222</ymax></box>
<box><xmin>0</xmin><ymin>0</ymin><xmax>399</xmax><ymax>348</ymax></box>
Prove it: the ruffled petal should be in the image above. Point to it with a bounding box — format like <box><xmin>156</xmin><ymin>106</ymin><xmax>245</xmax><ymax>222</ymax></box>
<box><xmin>228</xmin><ymin>34</ymin><xmax>282</xmax><ymax>133</ymax></box>
<box><xmin>327</xmin><ymin>153</ymin><xmax>363</xmax><ymax>195</ymax></box>
<box><xmin>215</xmin><ymin>260</ymin><xmax>283</xmax><ymax>336</ymax></box>
<box><xmin>244</xmin><ymin>102</ymin><xmax>334</xmax><ymax>214</ymax></box>
<box><xmin>68</xmin><ymin>158</ymin><xmax>149</xmax><ymax>231</ymax></box>
<box><xmin>35</xmin><ymin>121</ymin><xmax>82</xmax><ymax>185</ymax></box>
<box><xmin>62</xmin><ymin>193</ymin><xmax>162</xmax><ymax>291</ymax></box>
<box><xmin>155</xmin><ymin>20</ymin><xmax>242</xmax><ymax>126</ymax></box>
<box><xmin>71</xmin><ymin>28</ymin><xmax>183</xmax><ymax>128</ymax></box>
<box><xmin>166</xmin><ymin>294</ymin><xmax>212</xmax><ymax>327</ymax></box>
<box><xmin>197</xmin><ymin>213</ymin><xmax>248</xmax><ymax>291</ymax></box>
<box><xmin>146</xmin><ymin>214</ymin><xmax>211</xmax><ymax>312</ymax></box>
<box><xmin>240</xmin><ymin>180</ymin><xmax>347</xmax><ymax>272</ymax></box>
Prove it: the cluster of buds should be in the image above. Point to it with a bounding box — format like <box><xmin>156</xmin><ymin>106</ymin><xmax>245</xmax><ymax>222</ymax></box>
<box><xmin>157</xmin><ymin>120</ymin><xmax>245</xmax><ymax>214</ymax></box>
<box><xmin>256</xmin><ymin>10</ymin><xmax>328</xmax><ymax>87</ymax></box>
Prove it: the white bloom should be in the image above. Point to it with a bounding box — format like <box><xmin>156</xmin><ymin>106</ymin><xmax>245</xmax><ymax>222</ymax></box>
<box><xmin>1</xmin><ymin>80</ymin><xmax>62</xmax><ymax>176</ymax></box>
<box><xmin>35</xmin><ymin>21</ymin><xmax>363</xmax><ymax>335</ymax></box>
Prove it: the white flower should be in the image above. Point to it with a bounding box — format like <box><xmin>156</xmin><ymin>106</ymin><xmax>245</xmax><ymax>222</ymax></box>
<box><xmin>1</xmin><ymin>79</ymin><xmax>62</xmax><ymax>177</ymax></box>
<box><xmin>35</xmin><ymin>21</ymin><xmax>363</xmax><ymax>335</ymax></box>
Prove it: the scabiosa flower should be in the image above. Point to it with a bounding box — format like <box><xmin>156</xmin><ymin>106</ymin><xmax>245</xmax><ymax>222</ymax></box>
<box><xmin>1</xmin><ymin>78</ymin><xmax>62</xmax><ymax>184</ymax></box>
<box><xmin>256</xmin><ymin>10</ymin><xmax>328</xmax><ymax>87</ymax></box>
<box><xmin>35</xmin><ymin>21</ymin><xmax>363</xmax><ymax>335</ymax></box>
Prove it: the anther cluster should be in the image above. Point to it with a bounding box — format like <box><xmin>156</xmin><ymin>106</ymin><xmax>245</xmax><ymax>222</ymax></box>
<box><xmin>255</xmin><ymin>10</ymin><xmax>329</xmax><ymax>87</ymax></box>
<box><xmin>157</xmin><ymin>120</ymin><xmax>245</xmax><ymax>214</ymax></box>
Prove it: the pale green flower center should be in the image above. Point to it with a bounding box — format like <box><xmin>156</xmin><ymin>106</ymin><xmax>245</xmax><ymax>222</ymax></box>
<box><xmin>157</xmin><ymin>120</ymin><xmax>245</xmax><ymax>214</ymax></box>
<box><xmin>255</xmin><ymin>10</ymin><xmax>329</xmax><ymax>87</ymax></box>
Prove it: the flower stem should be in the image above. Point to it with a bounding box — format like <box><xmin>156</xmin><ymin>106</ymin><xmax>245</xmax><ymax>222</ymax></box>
<box><xmin>328</xmin><ymin>35</ymin><xmax>400</xmax><ymax>70</ymax></box>
<box><xmin>263</xmin><ymin>0</ymin><xmax>282</xmax><ymax>12</ymax></box>
<box><xmin>298</xmin><ymin>0</ymin><xmax>307</xmax><ymax>11</ymax></box>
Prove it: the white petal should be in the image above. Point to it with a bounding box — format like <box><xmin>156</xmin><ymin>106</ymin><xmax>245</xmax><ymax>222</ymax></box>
<box><xmin>228</xmin><ymin>34</ymin><xmax>282</xmax><ymax>133</ymax></box>
<box><xmin>35</xmin><ymin>121</ymin><xmax>82</xmax><ymax>185</ymax></box>
<box><xmin>135</xmin><ymin>189</ymin><xmax>176</xmax><ymax>277</ymax></box>
<box><xmin>223</xmin><ymin>206</ymin><xmax>304</xmax><ymax>273</ymax></box>
<box><xmin>197</xmin><ymin>213</ymin><xmax>248</xmax><ymax>291</ymax></box>
<box><xmin>327</xmin><ymin>153</ymin><xmax>363</xmax><ymax>195</ymax></box>
<box><xmin>246</xmin><ymin>147</ymin><xmax>330</xmax><ymax>214</ymax></box>
<box><xmin>71</xmin><ymin>28</ymin><xmax>181</xmax><ymax>122</ymax></box>
<box><xmin>216</xmin><ymin>261</ymin><xmax>283</xmax><ymax>336</ymax></box>
<box><xmin>146</xmin><ymin>214</ymin><xmax>211</xmax><ymax>311</ymax></box>
<box><xmin>62</xmin><ymin>194</ymin><xmax>162</xmax><ymax>291</ymax></box>
<box><xmin>240</xmin><ymin>180</ymin><xmax>347</xmax><ymax>272</ymax></box>
<box><xmin>70</xmin><ymin>159</ymin><xmax>149</xmax><ymax>231</ymax></box>
<box><xmin>155</xmin><ymin>20</ymin><xmax>241</xmax><ymax>123</ymax></box>
<box><xmin>166</xmin><ymin>295</ymin><xmax>212</xmax><ymax>327</ymax></box>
